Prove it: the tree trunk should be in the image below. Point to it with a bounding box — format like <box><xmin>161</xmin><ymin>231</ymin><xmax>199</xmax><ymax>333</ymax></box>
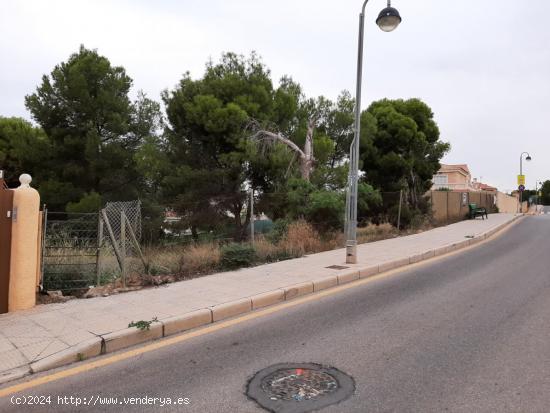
<box><xmin>300</xmin><ymin>119</ymin><xmax>315</xmax><ymax>181</ymax></box>
<box><xmin>249</xmin><ymin>118</ymin><xmax>316</xmax><ymax>182</ymax></box>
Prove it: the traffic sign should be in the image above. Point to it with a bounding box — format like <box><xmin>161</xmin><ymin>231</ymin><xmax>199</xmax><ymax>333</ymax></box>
<box><xmin>517</xmin><ymin>175</ymin><xmax>526</xmax><ymax>186</ymax></box>
<box><xmin>518</xmin><ymin>185</ymin><xmax>525</xmax><ymax>192</ymax></box>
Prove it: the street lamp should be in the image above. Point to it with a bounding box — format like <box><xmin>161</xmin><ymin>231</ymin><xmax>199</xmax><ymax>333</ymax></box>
<box><xmin>519</xmin><ymin>152</ymin><xmax>531</xmax><ymax>212</ymax></box>
<box><xmin>345</xmin><ymin>0</ymin><xmax>402</xmax><ymax>264</ymax></box>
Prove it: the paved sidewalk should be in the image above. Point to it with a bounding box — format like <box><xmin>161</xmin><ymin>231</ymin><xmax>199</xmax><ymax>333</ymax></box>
<box><xmin>0</xmin><ymin>213</ymin><xmax>520</xmax><ymax>384</ymax></box>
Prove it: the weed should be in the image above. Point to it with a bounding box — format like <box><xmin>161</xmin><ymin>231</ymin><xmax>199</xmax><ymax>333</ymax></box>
<box><xmin>128</xmin><ymin>316</ymin><xmax>158</xmax><ymax>331</ymax></box>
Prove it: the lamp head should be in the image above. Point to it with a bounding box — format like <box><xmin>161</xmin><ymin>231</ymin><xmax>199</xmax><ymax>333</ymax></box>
<box><xmin>526</xmin><ymin>155</ymin><xmax>532</xmax><ymax>161</ymax></box>
<box><xmin>376</xmin><ymin>6</ymin><xmax>402</xmax><ymax>32</ymax></box>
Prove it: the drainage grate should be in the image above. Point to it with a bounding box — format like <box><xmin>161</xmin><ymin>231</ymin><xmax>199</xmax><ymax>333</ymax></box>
<box><xmin>247</xmin><ymin>363</ymin><xmax>355</xmax><ymax>413</ymax></box>
<box><xmin>325</xmin><ymin>265</ymin><xmax>349</xmax><ymax>270</ymax></box>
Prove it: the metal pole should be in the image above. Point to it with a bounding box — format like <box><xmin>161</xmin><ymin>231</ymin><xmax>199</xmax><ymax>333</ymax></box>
<box><xmin>96</xmin><ymin>211</ymin><xmax>103</xmax><ymax>286</ymax></box>
<box><xmin>397</xmin><ymin>190</ymin><xmax>403</xmax><ymax>231</ymax></box>
<box><xmin>39</xmin><ymin>205</ymin><xmax>47</xmax><ymax>291</ymax></box>
<box><xmin>518</xmin><ymin>151</ymin><xmax>531</xmax><ymax>213</ymax></box>
<box><xmin>345</xmin><ymin>0</ymin><xmax>368</xmax><ymax>264</ymax></box>
<box><xmin>250</xmin><ymin>188</ymin><xmax>255</xmax><ymax>246</ymax></box>
<box><xmin>120</xmin><ymin>210</ymin><xmax>127</xmax><ymax>288</ymax></box>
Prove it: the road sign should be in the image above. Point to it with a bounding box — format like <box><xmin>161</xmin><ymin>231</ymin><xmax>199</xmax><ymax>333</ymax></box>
<box><xmin>518</xmin><ymin>184</ymin><xmax>525</xmax><ymax>192</ymax></box>
<box><xmin>517</xmin><ymin>175</ymin><xmax>526</xmax><ymax>186</ymax></box>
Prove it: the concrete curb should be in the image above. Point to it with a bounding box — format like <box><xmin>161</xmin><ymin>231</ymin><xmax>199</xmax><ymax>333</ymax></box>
<box><xmin>0</xmin><ymin>366</ymin><xmax>30</xmax><ymax>385</ymax></box>
<box><xmin>163</xmin><ymin>309</ymin><xmax>212</xmax><ymax>337</ymax></box>
<box><xmin>251</xmin><ymin>290</ymin><xmax>285</xmax><ymax>310</ymax></box>
<box><xmin>211</xmin><ymin>298</ymin><xmax>252</xmax><ymax>322</ymax></box>
<box><xmin>103</xmin><ymin>323</ymin><xmax>163</xmax><ymax>354</ymax></box>
<box><xmin>1</xmin><ymin>215</ymin><xmax>522</xmax><ymax>385</ymax></box>
<box><xmin>30</xmin><ymin>337</ymin><xmax>102</xmax><ymax>373</ymax></box>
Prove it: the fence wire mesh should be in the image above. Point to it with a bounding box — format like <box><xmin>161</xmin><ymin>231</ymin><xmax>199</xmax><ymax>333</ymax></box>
<box><xmin>41</xmin><ymin>201</ymin><xmax>144</xmax><ymax>292</ymax></box>
<box><xmin>42</xmin><ymin>212</ymin><xmax>99</xmax><ymax>292</ymax></box>
<box><xmin>99</xmin><ymin>200</ymin><xmax>144</xmax><ymax>283</ymax></box>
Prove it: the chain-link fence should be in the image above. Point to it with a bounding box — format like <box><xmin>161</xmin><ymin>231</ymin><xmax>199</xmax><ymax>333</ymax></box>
<box><xmin>41</xmin><ymin>201</ymin><xmax>145</xmax><ymax>293</ymax></box>
<box><xmin>99</xmin><ymin>200</ymin><xmax>145</xmax><ymax>286</ymax></box>
<box><xmin>42</xmin><ymin>211</ymin><xmax>100</xmax><ymax>292</ymax></box>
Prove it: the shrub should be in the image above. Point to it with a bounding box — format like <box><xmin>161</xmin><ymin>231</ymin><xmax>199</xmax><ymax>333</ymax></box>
<box><xmin>253</xmin><ymin>236</ymin><xmax>292</xmax><ymax>262</ymax></box>
<box><xmin>266</xmin><ymin>218</ymin><xmax>291</xmax><ymax>243</ymax></box>
<box><xmin>180</xmin><ymin>243</ymin><xmax>221</xmax><ymax>276</ymax></box>
<box><xmin>280</xmin><ymin>220</ymin><xmax>322</xmax><ymax>257</ymax></box>
<box><xmin>305</xmin><ymin>191</ymin><xmax>345</xmax><ymax>232</ymax></box>
<box><xmin>357</xmin><ymin>223</ymin><xmax>396</xmax><ymax>243</ymax></box>
<box><xmin>220</xmin><ymin>243</ymin><xmax>257</xmax><ymax>269</ymax></box>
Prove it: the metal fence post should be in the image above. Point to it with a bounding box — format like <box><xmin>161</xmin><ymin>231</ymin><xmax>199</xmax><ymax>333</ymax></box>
<box><xmin>39</xmin><ymin>205</ymin><xmax>47</xmax><ymax>291</ymax></box>
<box><xmin>96</xmin><ymin>212</ymin><xmax>103</xmax><ymax>286</ymax></box>
<box><xmin>120</xmin><ymin>210</ymin><xmax>127</xmax><ymax>288</ymax></box>
<box><xmin>397</xmin><ymin>190</ymin><xmax>403</xmax><ymax>231</ymax></box>
<box><xmin>250</xmin><ymin>188</ymin><xmax>255</xmax><ymax>246</ymax></box>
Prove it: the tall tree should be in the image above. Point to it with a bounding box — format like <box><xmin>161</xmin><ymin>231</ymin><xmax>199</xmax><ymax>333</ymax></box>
<box><xmin>540</xmin><ymin>180</ymin><xmax>550</xmax><ymax>205</ymax></box>
<box><xmin>162</xmin><ymin>52</ymin><xmax>298</xmax><ymax>240</ymax></box>
<box><xmin>360</xmin><ymin>98</ymin><xmax>450</xmax><ymax>209</ymax></box>
<box><xmin>25</xmin><ymin>45</ymin><xmax>142</xmax><ymax>210</ymax></box>
<box><xmin>0</xmin><ymin>117</ymin><xmax>50</xmax><ymax>187</ymax></box>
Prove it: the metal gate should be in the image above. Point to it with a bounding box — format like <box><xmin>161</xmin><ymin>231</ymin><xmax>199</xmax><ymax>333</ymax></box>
<box><xmin>0</xmin><ymin>172</ymin><xmax>14</xmax><ymax>313</ymax></box>
<box><xmin>41</xmin><ymin>211</ymin><xmax>100</xmax><ymax>292</ymax></box>
<box><xmin>41</xmin><ymin>201</ymin><xmax>144</xmax><ymax>293</ymax></box>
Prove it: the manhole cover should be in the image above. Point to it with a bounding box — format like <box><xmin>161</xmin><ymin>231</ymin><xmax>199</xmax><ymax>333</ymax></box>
<box><xmin>247</xmin><ymin>363</ymin><xmax>355</xmax><ymax>413</ymax></box>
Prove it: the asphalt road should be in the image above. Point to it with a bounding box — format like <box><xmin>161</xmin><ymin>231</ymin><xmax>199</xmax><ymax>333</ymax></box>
<box><xmin>2</xmin><ymin>215</ymin><xmax>550</xmax><ymax>413</ymax></box>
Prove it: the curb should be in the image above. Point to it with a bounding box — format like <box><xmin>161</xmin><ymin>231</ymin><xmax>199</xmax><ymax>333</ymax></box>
<box><xmin>30</xmin><ymin>337</ymin><xmax>102</xmax><ymax>374</ymax></box>
<box><xmin>0</xmin><ymin>367</ymin><xmax>30</xmax><ymax>386</ymax></box>
<box><xmin>1</xmin><ymin>215</ymin><xmax>522</xmax><ymax>385</ymax></box>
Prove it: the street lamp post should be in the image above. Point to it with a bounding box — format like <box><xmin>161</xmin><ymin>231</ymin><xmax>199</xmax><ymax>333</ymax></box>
<box><xmin>519</xmin><ymin>152</ymin><xmax>531</xmax><ymax>213</ymax></box>
<box><xmin>345</xmin><ymin>0</ymin><xmax>402</xmax><ymax>264</ymax></box>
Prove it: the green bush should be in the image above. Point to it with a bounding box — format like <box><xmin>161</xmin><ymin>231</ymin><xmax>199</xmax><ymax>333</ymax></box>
<box><xmin>220</xmin><ymin>243</ymin><xmax>257</xmax><ymax>269</ymax></box>
<box><xmin>305</xmin><ymin>190</ymin><xmax>345</xmax><ymax>232</ymax></box>
<box><xmin>266</xmin><ymin>218</ymin><xmax>291</xmax><ymax>243</ymax></box>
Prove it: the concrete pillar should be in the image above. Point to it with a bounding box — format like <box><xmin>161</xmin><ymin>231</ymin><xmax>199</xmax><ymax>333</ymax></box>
<box><xmin>8</xmin><ymin>174</ymin><xmax>40</xmax><ymax>312</ymax></box>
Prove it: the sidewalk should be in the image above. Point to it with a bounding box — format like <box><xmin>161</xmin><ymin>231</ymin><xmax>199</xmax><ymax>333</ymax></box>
<box><xmin>0</xmin><ymin>213</ymin><xmax>521</xmax><ymax>384</ymax></box>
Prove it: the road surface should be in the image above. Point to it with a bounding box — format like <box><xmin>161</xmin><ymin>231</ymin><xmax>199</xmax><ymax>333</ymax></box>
<box><xmin>2</xmin><ymin>215</ymin><xmax>550</xmax><ymax>412</ymax></box>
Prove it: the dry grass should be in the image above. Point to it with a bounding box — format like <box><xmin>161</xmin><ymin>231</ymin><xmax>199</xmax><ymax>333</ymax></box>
<box><xmin>48</xmin><ymin>219</ymin><xmax>435</xmax><ymax>296</ymax></box>
<box><xmin>357</xmin><ymin>222</ymin><xmax>397</xmax><ymax>243</ymax></box>
<box><xmin>254</xmin><ymin>236</ymin><xmax>282</xmax><ymax>262</ymax></box>
<box><xmin>280</xmin><ymin>220</ymin><xmax>323</xmax><ymax>257</ymax></box>
<box><xmin>179</xmin><ymin>243</ymin><xmax>222</xmax><ymax>277</ymax></box>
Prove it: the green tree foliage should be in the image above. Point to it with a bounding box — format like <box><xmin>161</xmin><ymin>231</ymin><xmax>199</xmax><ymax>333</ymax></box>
<box><xmin>66</xmin><ymin>192</ymin><xmax>102</xmax><ymax>213</ymax></box>
<box><xmin>360</xmin><ymin>98</ymin><xmax>450</xmax><ymax>208</ymax></box>
<box><xmin>357</xmin><ymin>182</ymin><xmax>382</xmax><ymax>224</ymax></box>
<box><xmin>24</xmin><ymin>45</ymin><xmax>152</xmax><ymax>210</ymax></box>
<box><xmin>0</xmin><ymin>117</ymin><xmax>50</xmax><ymax>187</ymax></box>
<box><xmin>540</xmin><ymin>180</ymin><xmax>550</xmax><ymax>205</ymax></box>
<box><xmin>162</xmin><ymin>52</ymin><xmax>300</xmax><ymax>240</ymax></box>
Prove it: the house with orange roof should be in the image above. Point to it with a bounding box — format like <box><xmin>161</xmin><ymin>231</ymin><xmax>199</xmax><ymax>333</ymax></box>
<box><xmin>432</xmin><ymin>164</ymin><xmax>476</xmax><ymax>191</ymax></box>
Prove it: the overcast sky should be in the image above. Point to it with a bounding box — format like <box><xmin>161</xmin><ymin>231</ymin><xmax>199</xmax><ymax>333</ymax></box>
<box><xmin>1</xmin><ymin>0</ymin><xmax>549</xmax><ymax>192</ymax></box>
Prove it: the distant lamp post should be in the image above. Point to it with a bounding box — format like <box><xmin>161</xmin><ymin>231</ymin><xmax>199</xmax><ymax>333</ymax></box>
<box><xmin>519</xmin><ymin>152</ymin><xmax>531</xmax><ymax>212</ymax></box>
<box><xmin>345</xmin><ymin>0</ymin><xmax>402</xmax><ymax>264</ymax></box>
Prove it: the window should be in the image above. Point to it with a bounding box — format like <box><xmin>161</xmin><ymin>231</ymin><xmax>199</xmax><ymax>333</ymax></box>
<box><xmin>433</xmin><ymin>174</ymin><xmax>448</xmax><ymax>185</ymax></box>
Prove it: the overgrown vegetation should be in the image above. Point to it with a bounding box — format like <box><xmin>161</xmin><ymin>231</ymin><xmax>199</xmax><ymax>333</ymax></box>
<box><xmin>2</xmin><ymin>46</ymin><xmax>450</xmax><ymax>292</ymax></box>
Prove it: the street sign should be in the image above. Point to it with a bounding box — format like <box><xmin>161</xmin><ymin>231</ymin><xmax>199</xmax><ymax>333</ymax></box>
<box><xmin>518</xmin><ymin>185</ymin><xmax>525</xmax><ymax>192</ymax></box>
<box><xmin>517</xmin><ymin>175</ymin><xmax>526</xmax><ymax>186</ymax></box>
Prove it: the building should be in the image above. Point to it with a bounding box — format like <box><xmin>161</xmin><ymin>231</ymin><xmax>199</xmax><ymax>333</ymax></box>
<box><xmin>472</xmin><ymin>179</ymin><xmax>498</xmax><ymax>193</ymax></box>
<box><xmin>432</xmin><ymin>164</ymin><xmax>476</xmax><ymax>191</ymax></box>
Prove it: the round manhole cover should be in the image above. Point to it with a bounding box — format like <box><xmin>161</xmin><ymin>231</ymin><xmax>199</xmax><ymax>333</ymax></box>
<box><xmin>247</xmin><ymin>363</ymin><xmax>355</xmax><ymax>413</ymax></box>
